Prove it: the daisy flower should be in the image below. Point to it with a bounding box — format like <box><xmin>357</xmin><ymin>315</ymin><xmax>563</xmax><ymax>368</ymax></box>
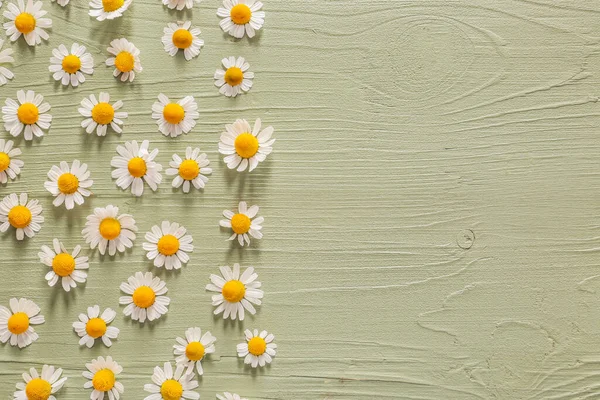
<box><xmin>217</xmin><ymin>0</ymin><xmax>265</xmax><ymax>39</ymax></box>
<box><xmin>143</xmin><ymin>221</ymin><xmax>193</xmax><ymax>270</ymax></box>
<box><xmin>162</xmin><ymin>0</ymin><xmax>198</xmax><ymax>11</ymax></box>
<box><xmin>52</xmin><ymin>0</ymin><xmax>70</xmax><ymax>6</ymax></box>
<box><xmin>237</xmin><ymin>329</ymin><xmax>277</xmax><ymax>368</ymax></box>
<box><xmin>214</xmin><ymin>56</ymin><xmax>254</xmax><ymax>97</ymax></box>
<box><xmin>111</xmin><ymin>140</ymin><xmax>162</xmax><ymax>196</ymax></box>
<box><xmin>0</xmin><ymin>298</ymin><xmax>44</xmax><ymax>348</ymax></box>
<box><xmin>2</xmin><ymin>90</ymin><xmax>52</xmax><ymax>140</ymax></box>
<box><xmin>82</xmin><ymin>205</ymin><xmax>137</xmax><ymax>256</ymax></box>
<box><xmin>39</xmin><ymin>238</ymin><xmax>89</xmax><ymax>292</ymax></box>
<box><xmin>79</xmin><ymin>92</ymin><xmax>127</xmax><ymax>136</ymax></box>
<box><xmin>206</xmin><ymin>263</ymin><xmax>263</xmax><ymax>320</ymax></box>
<box><xmin>106</xmin><ymin>38</ymin><xmax>141</xmax><ymax>82</ymax></box>
<box><xmin>143</xmin><ymin>362</ymin><xmax>199</xmax><ymax>400</ymax></box>
<box><xmin>152</xmin><ymin>94</ymin><xmax>199</xmax><ymax>138</ymax></box>
<box><xmin>14</xmin><ymin>365</ymin><xmax>67</xmax><ymax>400</ymax></box>
<box><xmin>44</xmin><ymin>160</ymin><xmax>93</xmax><ymax>210</ymax></box>
<box><xmin>217</xmin><ymin>393</ymin><xmax>247</xmax><ymax>400</ymax></box>
<box><xmin>49</xmin><ymin>43</ymin><xmax>94</xmax><ymax>87</ymax></box>
<box><xmin>219</xmin><ymin>118</ymin><xmax>274</xmax><ymax>172</ymax></box>
<box><xmin>173</xmin><ymin>327</ymin><xmax>216</xmax><ymax>375</ymax></box>
<box><xmin>3</xmin><ymin>0</ymin><xmax>52</xmax><ymax>46</ymax></box>
<box><xmin>0</xmin><ymin>39</ymin><xmax>15</xmax><ymax>86</ymax></box>
<box><xmin>219</xmin><ymin>201</ymin><xmax>263</xmax><ymax>246</ymax></box>
<box><xmin>162</xmin><ymin>21</ymin><xmax>203</xmax><ymax>61</ymax></box>
<box><xmin>72</xmin><ymin>305</ymin><xmax>120</xmax><ymax>348</ymax></box>
<box><xmin>83</xmin><ymin>356</ymin><xmax>124</xmax><ymax>400</ymax></box>
<box><xmin>119</xmin><ymin>271</ymin><xmax>170</xmax><ymax>323</ymax></box>
<box><xmin>0</xmin><ymin>193</ymin><xmax>43</xmax><ymax>240</ymax></box>
<box><xmin>0</xmin><ymin>139</ymin><xmax>23</xmax><ymax>184</ymax></box>
<box><xmin>165</xmin><ymin>147</ymin><xmax>211</xmax><ymax>193</ymax></box>
<box><xmin>89</xmin><ymin>0</ymin><xmax>131</xmax><ymax>21</ymax></box>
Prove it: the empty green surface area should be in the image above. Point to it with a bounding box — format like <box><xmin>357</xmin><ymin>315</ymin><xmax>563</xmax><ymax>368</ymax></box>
<box><xmin>1</xmin><ymin>0</ymin><xmax>600</xmax><ymax>399</ymax></box>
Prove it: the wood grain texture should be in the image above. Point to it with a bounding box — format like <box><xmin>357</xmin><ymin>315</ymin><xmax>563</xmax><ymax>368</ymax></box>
<box><xmin>1</xmin><ymin>0</ymin><xmax>600</xmax><ymax>398</ymax></box>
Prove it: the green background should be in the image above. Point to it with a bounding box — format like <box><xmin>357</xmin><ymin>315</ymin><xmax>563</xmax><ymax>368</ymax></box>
<box><xmin>1</xmin><ymin>0</ymin><xmax>600</xmax><ymax>399</ymax></box>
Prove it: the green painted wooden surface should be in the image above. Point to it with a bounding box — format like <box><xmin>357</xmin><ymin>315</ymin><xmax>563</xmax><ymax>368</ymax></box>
<box><xmin>1</xmin><ymin>0</ymin><xmax>600</xmax><ymax>398</ymax></box>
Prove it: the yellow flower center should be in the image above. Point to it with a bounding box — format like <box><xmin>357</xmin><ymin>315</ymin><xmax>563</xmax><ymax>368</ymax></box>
<box><xmin>86</xmin><ymin>317</ymin><xmax>107</xmax><ymax>339</ymax></box>
<box><xmin>157</xmin><ymin>234</ymin><xmax>180</xmax><ymax>256</ymax></box>
<box><xmin>52</xmin><ymin>253</ymin><xmax>75</xmax><ymax>277</ymax></box>
<box><xmin>230</xmin><ymin>3</ymin><xmax>252</xmax><ymax>25</ymax></box>
<box><xmin>57</xmin><ymin>173</ymin><xmax>79</xmax><ymax>194</ymax></box>
<box><xmin>163</xmin><ymin>103</ymin><xmax>185</xmax><ymax>125</ymax></box>
<box><xmin>234</xmin><ymin>133</ymin><xmax>259</xmax><ymax>158</ymax></box>
<box><xmin>25</xmin><ymin>378</ymin><xmax>52</xmax><ymax>400</ymax></box>
<box><xmin>172</xmin><ymin>29</ymin><xmax>193</xmax><ymax>49</ymax></box>
<box><xmin>99</xmin><ymin>218</ymin><xmax>121</xmax><ymax>240</ymax></box>
<box><xmin>224</xmin><ymin>67</ymin><xmax>244</xmax><ymax>87</ymax></box>
<box><xmin>230</xmin><ymin>213</ymin><xmax>251</xmax><ymax>234</ymax></box>
<box><xmin>61</xmin><ymin>54</ymin><xmax>81</xmax><ymax>74</ymax></box>
<box><xmin>127</xmin><ymin>157</ymin><xmax>147</xmax><ymax>178</ymax></box>
<box><xmin>102</xmin><ymin>0</ymin><xmax>124</xmax><ymax>12</ymax></box>
<box><xmin>178</xmin><ymin>159</ymin><xmax>199</xmax><ymax>181</ymax></box>
<box><xmin>14</xmin><ymin>13</ymin><xmax>36</xmax><ymax>34</ymax></box>
<box><xmin>17</xmin><ymin>103</ymin><xmax>39</xmax><ymax>125</ymax></box>
<box><xmin>8</xmin><ymin>205</ymin><xmax>31</xmax><ymax>229</ymax></box>
<box><xmin>7</xmin><ymin>312</ymin><xmax>29</xmax><ymax>334</ymax></box>
<box><xmin>91</xmin><ymin>102</ymin><xmax>115</xmax><ymax>125</ymax></box>
<box><xmin>0</xmin><ymin>152</ymin><xmax>10</xmax><ymax>172</ymax></box>
<box><xmin>132</xmin><ymin>286</ymin><xmax>156</xmax><ymax>308</ymax></box>
<box><xmin>92</xmin><ymin>369</ymin><xmax>115</xmax><ymax>392</ymax></box>
<box><xmin>114</xmin><ymin>51</ymin><xmax>134</xmax><ymax>73</ymax></box>
<box><xmin>222</xmin><ymin>280</ymin><xmax>246</xmax><ymax>303</ymax></box>
<box><xmin>160</xmin><ymin>379</ymin><xmax>183</xmax><ymax>400</ymax></box>
<box><xmin>185</xmin><ymin>341</ymin><xmax>205</xmax><ymax>361</ymax></box>
<box><xmin>248</xmin><ymin>336</ymin><xmax>267</xmax><ymax>356</ymax></box>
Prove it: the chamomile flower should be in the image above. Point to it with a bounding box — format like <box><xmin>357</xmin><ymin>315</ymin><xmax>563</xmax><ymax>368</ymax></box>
<box><xmin>72</xmin><ymin>305</ymin><xmax>120</xmax><ymax>348</ymax></box>
<box><xmin>49</xmin><ymin>43</ymin><xmax>94</xmax><ymax>87</ymax></box>
<box><xmin>165</xmin><ymin>147</ymin><xmax>211</xmax><ymax>193</ymax></box>
<box><xmin>82</xmin><ymin>205</ymin><xmax>138</xmax><ymax>256</ymax></box>
<box><xmin>2</xmin><ymin>90</ymin><xmax>52</xmax><ymax>140</ymax></box>
<box><xmin>206</xmin><ymin>263</ymin><xmax>263</xmax><ymax>320</ymax></box>
<box><xmin>44</xmin><ymin>160</ymin><xmax>93</xmax><ymax>210</ymax></box>
<box><xmin>3</xmin><ymin>0</ymin><xmax>52</xmax><ymax>46</ymax></box>
<box><xmin>0</xmin><ymin>193</ymin><xmax>43</xmax><ymax>240</ymax></box>
<box><xmin>39</xmin><ymin>238</ymin><xmax>89</xmax><ymax>292</ymax></box>
<box><xmin>13</xmin><ymin>365</ymin><xmax>67</xmax><ymax>400</ymax></box>
<box><xmin>219</xmin><ymin>118</ymin><xmax>274</xmax><ymax>172</ymax></box>
<box><xmin>0</xmin><ymin>39</ymin><xmax>15</xmax><ymax>86</ymax></box>
<box><xmin>152</xmin><ymin>94</ymin><xmax>199</xmax><ymax>138</ymax></box>
<box><xmin>173</xmin><ymin>327</ymin><xmax>216</xmax><ymax>375</ymax></box>
<box><xmin>0</xmin><ymin>139</ymin><xmax>23</xmax><ymax>184</ymax></box>
<box><xmin>162</xmin><ymin>0</ymin><xmax>198</xmax><ymax>11</ymax></box>
<box><xmin>217</xmin><ymin>393</ymin><xmax>247</xmax><ymax>400</ymax></box>
<box><xmin>143</xmin><ymin>221</ymin><xmax>193</xmax><ymax>270</ymax></box>
<box><xmin>219</xmin><ymin>201</ymin><xmax>263</xmax><ymax>246</ymax></box>
<box><xmin>0</xmin><ymin>298</ymin><xmax>44</xmax><ymax>348</ymax></box>
<box><xmin>52</xmin><ymin>0</ymin><xmax>70</xmax><ymax>6</ymax></box>
<box><xmin>119</xmin><ymin>271</ymin><xmax>170</xmax><ymax>323</ymax></box>
<box><xmin>89</xmin><ymin>0</ymin><xmax>131</xmax><ymax>21</ymax></box>
<box><xmin>79</xmin><ymin>92</ymin><xmax>127</xmax><ymax>136</ymax></box>
<box><xmin>162</xmin><ymin>21</ymin><xmax>203</xmax><ymax>61</ymax></box>
<box><xmin>111</xmin><ymin>140</ymin><xmax>162</xmax><ymax>196</ymax></box>
<box><xmin>105</xmin><ymin>38</ymin><xmax>141</xmax><ymax>82</ymax></box>
<box><xmin>237</xmin><ymin>329</ymin><xmax>276</xmax><ymax>368</ymax></box>
<box><xmin>214</xmin><ymin>56</ymin><xmax>253</xmax><ymax>97</ymax></box>
<box><xmin>143</xmin><ymin>362</ymin><xmax>199</xmax><ymax>400</ymax></box>
<box><xmin>217</xmin><ymin>0</ymin><xmax>265</xmax><ymax>39</ymax></box>
<box><xmin>83</xmin><ymin>356</ymin><xmax>124</xmax><ymax>400</ymax></box>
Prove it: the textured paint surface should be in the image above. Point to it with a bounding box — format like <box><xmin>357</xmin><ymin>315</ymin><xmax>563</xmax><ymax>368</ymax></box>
<box><xmin>1</xmin><ymin>0</ymin><xmax>600</xmax><ymax>399</ymax></box>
